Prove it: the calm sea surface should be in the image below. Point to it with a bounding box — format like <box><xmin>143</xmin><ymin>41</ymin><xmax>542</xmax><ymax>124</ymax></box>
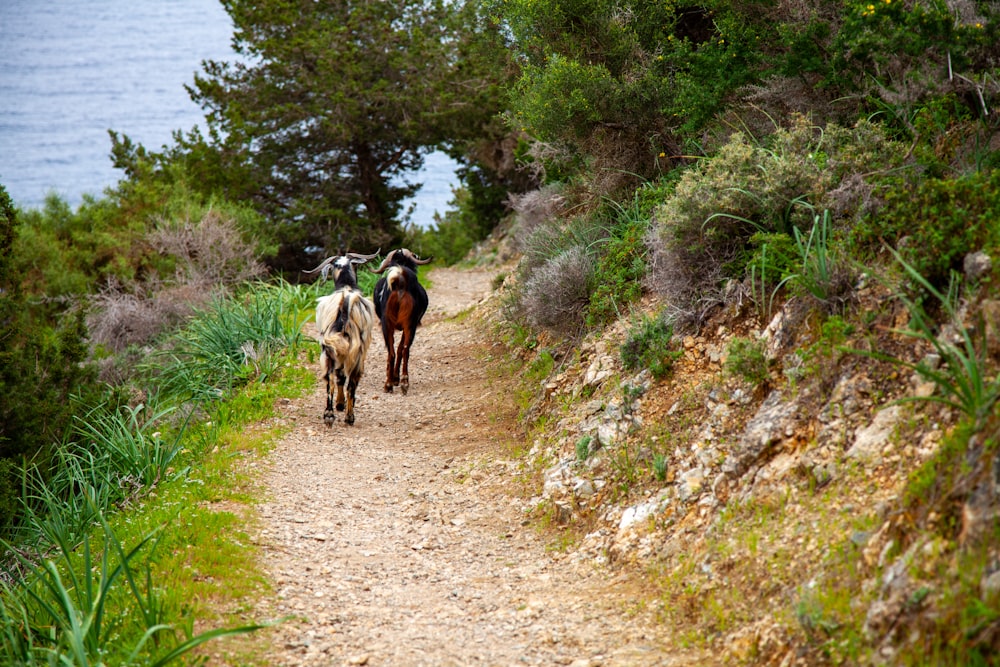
<box><xmin>0</xmin><ymin>0</ymin><xmax>456</xmax><ymax>226</ymax></box>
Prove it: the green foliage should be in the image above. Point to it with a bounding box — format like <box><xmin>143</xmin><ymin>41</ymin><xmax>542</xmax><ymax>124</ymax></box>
<box><xmin>0</xmin><ymin>459</ymin><xmax>18</xmax><ymax>538</ymax></box>
<box><xmin>151</xmin><ymin>282</ymin><xmax>305</xmax><ymax>403</ymax></box>
<box><xmin>502</xmin><ymin>0</ymin><xmax>767</xmax><ymax>174</ymax></box>
<box><xmin>620</xmin><ymin>313</ymin><xmax>681</xmax><ymax>379</ymax></box>
<box><xmin>855</xmin><ymin>169</ymin><xmax>1000</xmax><ymax>289</ymax></box>
<box><xmin>725</xmin><ymin>337</ymin><xmax>769</xmax><ymax>386</ymax></box>
<box><xmin>183</xmin><ymin>0</ymin><xmax>513</xmax><ymax>266</ymax></box>
<box><xmin>0</xmin><ymin>501</ymin><xmax>262</xmax><ymax>666</ymax></box>
<box><xmin>1</xmin><ymin>190</ymin><xmax>101</xmax><ymax>464</ymax></box>
<box><xmin>576</xmin><ymin>435</ymin><xmax>593</xmax><ymax>462</ymax></box>
<box><xmin>833</xmin><ymin>0</ymin><xmax>997</xmax><ymax>84</ymax></box>
<box><xmin>585</xmin><ymin>194</ymin><xmax>652</xmax><ymax>328</ymax></box>
<box><xmin>871</xmin><ymin>251</ymin><xmax>1000</xmax><ymax>428</ymax></box>
<box><xmin>646</xmin><ymin>117</ymin><xmax>907</xmax><ymax>310</ymax></box>
<box><xmin>757</xmin><ymin>207</ymin><xmax>857</xmax><ymax>314</ymax></box>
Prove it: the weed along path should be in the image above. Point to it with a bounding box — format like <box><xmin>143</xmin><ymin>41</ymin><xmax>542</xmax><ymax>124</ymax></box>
<box><xmin>249</xmin><ymin>265</ymin><xmax>696</xmax><ymax>667</ymax></box>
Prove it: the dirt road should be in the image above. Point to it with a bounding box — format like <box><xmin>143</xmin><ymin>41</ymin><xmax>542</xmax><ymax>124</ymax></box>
<box><xmin>254</xmin><ymin>266</ymin><xmax>686</xmax><ymax>666</ymax></box>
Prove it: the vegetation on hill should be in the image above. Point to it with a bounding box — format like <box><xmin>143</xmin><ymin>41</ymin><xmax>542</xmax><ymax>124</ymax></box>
<box><xmin>2</xmin><ymin>0</ymin><xmax>1000</xmax><ymax>663</ymax></box>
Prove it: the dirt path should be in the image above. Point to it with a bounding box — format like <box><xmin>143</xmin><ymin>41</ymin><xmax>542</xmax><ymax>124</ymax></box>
<box><xmin>254</xmin><ymin>266</ymin><xmax>687</xmax><ymax>666</ymax></box>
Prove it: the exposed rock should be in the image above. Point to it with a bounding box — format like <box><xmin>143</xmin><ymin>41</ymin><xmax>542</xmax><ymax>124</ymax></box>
<box><xmin>964</xmin><ymin>250</ymin><xmax>992</xmax><ymax>281</ymax></box>
<box><xmin>677</xmin><ymin>467</ymin><xmax>707</xmax><ymax>502</ymax></box>
<box><xmin>723</xmin><ymin>390</ymin><xmax>800</xmax><ymax>478</ymax></box>
<box><xmin>847</xmin><ymin>405</ymin><xmax>904</xmax><ymax>461</ymax></box>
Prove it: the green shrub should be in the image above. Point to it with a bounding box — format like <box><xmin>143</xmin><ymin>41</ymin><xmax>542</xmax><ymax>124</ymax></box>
<box><xmin>620</xmin><ymin>313</ymin><xmax>682</xmax><ymax>379</ymax></box>
<box><xmin>855</xmin><ymin>170</ymin><xmax>1000</xmax><ymax>290</ymax></box>
<box><xmin>725</xmin><ymin>337</ymin><xmax>770</xmax><ymax>386</ymax></box>
<box><xmin>646</xmin><ymin>117</ymin><xmax>906</xmax><ymax>311</ymax></box>
<box><xmin>585</xmin><ymin>197</ymin><xmax>651</xmax><ymax>328</ymax></box>
<box><xmin>832</xmin><ymin>0</ymin><xmax>999</xmax><ymax>125</ymax></box>
<box><xmin>503</xmin><ymin>0</ymin><xmax>767</xmax><ymax>174</ymax></box>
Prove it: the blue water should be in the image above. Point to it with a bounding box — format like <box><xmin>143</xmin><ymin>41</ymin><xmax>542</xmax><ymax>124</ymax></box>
<box><xmin>0</xmin><ymin>0</ymin><xmax>456</xmax><ymax>227</ymax></box>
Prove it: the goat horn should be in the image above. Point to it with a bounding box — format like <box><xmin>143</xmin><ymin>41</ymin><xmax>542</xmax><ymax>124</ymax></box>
<box><xmin>303</xmin><ymin>256</ymin><xmax>337</xmax><ymax>276</ymax></box>
<box><xmin>347</xmin><ymin>250</ymin><xmax>379</xmax><ymax>264</ymax></box>
<box><xmin>370</xmin><ymin>250</ymin><xmax>397</xmax><ymax>274</ymax></box>
<box><xmin>402</xmin><ymin>249</ymin><xmax>433</xmax><ymax>265</ymax></box>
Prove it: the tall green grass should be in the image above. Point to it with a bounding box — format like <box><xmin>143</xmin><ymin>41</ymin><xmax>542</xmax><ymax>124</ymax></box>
<box><xmin>151</xmin><ymin>280</ymin><xmax>307</xmax><ymax>402</ymax></box>
<box><xmin>1</xmin><ymin>278</ymin><xmax>313</xmax><ymax>665</ymax></box>
<box><xmin>1</xmin><ymin>499</ymin><xmax>263</xmax><ymax>666</ymax></box>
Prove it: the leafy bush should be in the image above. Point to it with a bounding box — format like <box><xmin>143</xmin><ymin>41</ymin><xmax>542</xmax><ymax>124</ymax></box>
<box><xmin>854</xmin><ymin>169</ymin><xmax>1000</xmax><ymax>290</ymax></box>
<box><xmin>620</xmin><ymin>313</ymin><xmax>682</xmax><ymax>379</ymax></box>
<box><xmin>832</xmin><ymin>0</ymin><xmax>1000</xmax><ymax>130</ymax></box>
<box><xmin>646</xmin><ymin>117</ymin><xmax>906</xmax><ymax>312</ymax></box>
<box><xmin>503</xmin><ymin>0</ymin><xmax>767</xmax><ymax>177</ymax></box>
<box><xmin>725</xmin><ymin>337</ymin><xmax>770</xmax><ymax>386</ymax></box>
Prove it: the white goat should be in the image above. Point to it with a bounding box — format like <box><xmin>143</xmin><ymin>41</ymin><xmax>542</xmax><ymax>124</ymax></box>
<box><xmin>306</xmin><ymin>252</ymin><xmax>377</xmax><ymax>426</ymax></box>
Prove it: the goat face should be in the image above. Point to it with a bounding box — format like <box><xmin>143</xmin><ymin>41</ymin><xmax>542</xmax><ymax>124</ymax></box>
<box><xmin>304</xmin><ymin>250</ymin><xmax>380</xmax><ymax>290</ymax></box>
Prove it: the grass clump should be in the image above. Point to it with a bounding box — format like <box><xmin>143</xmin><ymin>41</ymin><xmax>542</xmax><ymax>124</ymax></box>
<box><xmin>724</xmin><ymin>337</ymin><xmax>770</xmax><ymax>386</ymax></box>
<box><xmin>621</xmin><ymin>313</ymin><xmax>682</xmax><ymax>379</ymax></box>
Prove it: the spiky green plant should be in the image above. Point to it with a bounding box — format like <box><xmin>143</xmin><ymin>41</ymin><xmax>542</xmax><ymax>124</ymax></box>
<box><xmin>0</xmin><ymin>498</ymin><xmax>264</xmax><ymax>666</ymax></box>
<box><xmin>866</xmin><ymin>249</ymin><xmax>1000</xmax><ymax>429</ymax></box>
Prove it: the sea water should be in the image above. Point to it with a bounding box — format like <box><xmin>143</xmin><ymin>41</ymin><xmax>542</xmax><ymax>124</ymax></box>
<box><xmin>0</xmin><ymin>0</ymin><xmax>456</xmax><ymax>227</ymax></box>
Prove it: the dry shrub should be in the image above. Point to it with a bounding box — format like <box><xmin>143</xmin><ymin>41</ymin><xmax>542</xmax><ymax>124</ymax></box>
<box><xmin>88</xmin><ymin>210</ymin><xmax>265</xmax><ymax>353</ymax></box>
<box><xmin>148</xmin><ymin>210</ymin><xmax>267</xmax><ymax>286</ymax></box>
<box><xmin>508</xmin><ymin>185</ymin><xmax>568</xmax><ymax>253</ymax></box>
<box><xmin>87</xmin><ymin>278</ymin><xmax>220</xmax><ymax>352</ymax></box>
<box><xmin>519</xmin><ymin>245</ymin><xmax>595</xmax><ymax>334</ymax></box>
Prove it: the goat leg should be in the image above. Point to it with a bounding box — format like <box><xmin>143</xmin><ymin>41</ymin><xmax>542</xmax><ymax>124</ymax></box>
<box><xmin>384</xmin><ymin>331</ymin><xmax>397</xmax><ymax>392</ymax></box>
<box><xmin>384</xmin><ymin>347</ymin><xmax>396</xmax><ymax>393</ymax></box>
<box><xmin>396</xmin><ymin>336</ymin><xmax>409</xmax><ymax>395</ymax></box>
<box><xmin>324</xmin><ymin>362</ymin><xmax>337</xmax><ymax>427</ymax></box>
<box><xmin>392</xmin><ymin>340</ymin><xmax>402</xmax><ymax>387</ymax></box>
<box><xmin>345</xmin><ymin>371</ymin><xmax>360</xmax><ymax>425</ymax></box>
<box><xmin>335</xmin><ymin>368</ymin><xmax>348</xmax><ymax>412</ymax></box>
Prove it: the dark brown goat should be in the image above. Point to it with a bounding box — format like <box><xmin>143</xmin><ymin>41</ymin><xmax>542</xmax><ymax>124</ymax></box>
<box><xmin>371</xmin><ymin>249</ymin><xmax>431</xmax><ymax>394</ymax></box>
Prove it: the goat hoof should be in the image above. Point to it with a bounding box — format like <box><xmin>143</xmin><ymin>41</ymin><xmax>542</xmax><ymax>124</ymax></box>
<box><xmin>323</xmin><ymin>411</ymin><xmax>336</xmax><ymax>427</ymax></box>
<box><xmin>384</xmin><ymin>384</ymin><xmax>393</xmax><ymax>393</ymax></box>
<box><xmin>345</xmin><ymin>413</ymin><xmax>355</xmax><ymax>426</ymax></box>
<box><xmin>335</xmin><ymin>402</ymin><xmax>346</xmax><ymax>412</ymax></box>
